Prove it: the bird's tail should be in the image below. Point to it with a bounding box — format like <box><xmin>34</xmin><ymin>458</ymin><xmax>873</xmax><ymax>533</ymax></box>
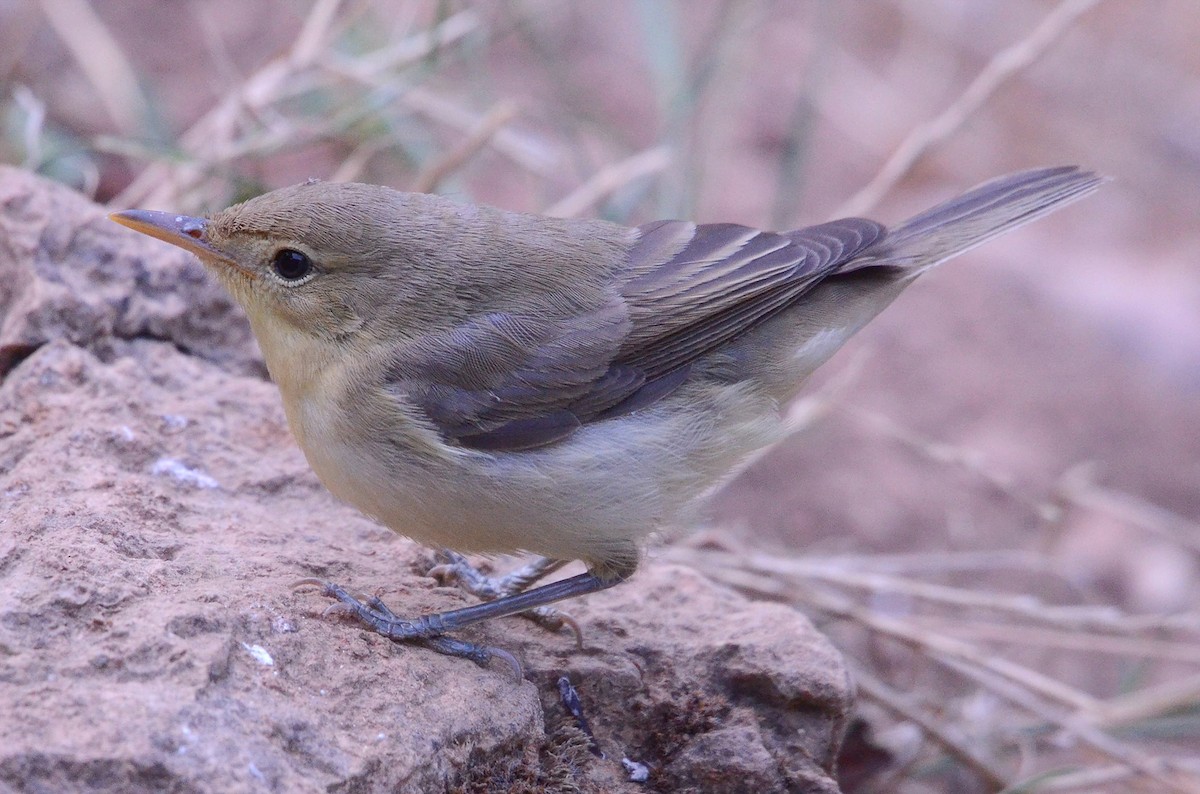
<box><xmin>865</xmin><ymin>166</ymin><xmax>1105</xmax><ymax>276</ymax></box>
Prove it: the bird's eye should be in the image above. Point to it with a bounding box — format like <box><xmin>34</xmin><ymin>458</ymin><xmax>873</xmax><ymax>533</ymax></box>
<box><xmin>271</xmin><ymin>248</ymin><xmax>313</xmax><ymax>282</ymax></box>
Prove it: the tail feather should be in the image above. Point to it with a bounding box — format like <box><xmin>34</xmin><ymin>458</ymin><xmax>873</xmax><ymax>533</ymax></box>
<box><xmin>866</xmin><ymin>166</ymin><xmax>1105</xmax><ymax>275</ymax></box>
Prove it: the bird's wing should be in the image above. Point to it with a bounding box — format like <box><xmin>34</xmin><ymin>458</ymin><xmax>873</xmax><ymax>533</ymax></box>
<box><xmin>387</xmin><ymin>217</ymin><xmax>884</xmax><ymax>452</ymax></box>
<box><xmin>615</xmin><ymin>218</ymin><xmax>885</xmax><ymax>376</ymax></box>
<box><xmin>387</xmin><ymin>298</ymin><xmax>638</xmax><ymax>451</ymax></box>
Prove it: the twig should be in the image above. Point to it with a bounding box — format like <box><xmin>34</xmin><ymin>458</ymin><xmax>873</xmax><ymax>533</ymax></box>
<box><xmin>322</xmin><ymin>9</ymin><xmax>480</xmax><ymax>82</ymax></box>
<box><xmin>682</xmin><ymin>558</ymin><xmax>1106</xmax><ymax>713</ymax></box>
<box><xmin>761</xmin><ymin>549</ymin><xmax>1051</xmax><ymax>576</ymax></box>
<box><xmin>38</xmin><ymin>0</ymin><xmax>147</xmax><ymax>133</ymax></box>
<box><xmin>679</xmin><ymin>547</ymin><xmax>1200</xmax><ymax>789</ymax></box>
<box><xmin>676</xmin><ymin>544</ymin><xmax>1200</xmax><ymax>638</ymax></box>
<box><xmin>1085</xmin><ymin>671</ymin><xmax>1200</xmax><ymax>730</ymax></box>
<box><xmin>848</xmin><ymin>406</ymin><xmax>1059</xmax><ymax>521</ymax></box>
<box><xmin>290</xmin><ymin>0</ymin><xmax>342</xmax><ymax>65</ymax></box>
<box><xmin>328</xmin><ymin>137</ymin><xmax>396</xmax><ymax>185</ymax></box>
<box><xmin>834</xmin><ymin>0</ymin><xmax>1102</xmax><ymax>217</ymax></box>
<box><xmin>107</xmin><ymin>4</ymin><xmax>487</xmax><ymax>210</ymax></box>
<box><xmin>401</xmin><ymin>87</ymin><xmax>564</xmax><ymax>178</ymax></box>
<box><xmin>782</xmin><ymin>583</ymin><xmax>1103</xmax><ymax>713</ymax></box>
<box><xmin>853</xmin><ymin>665</ymin><xmax>1010</xmax><ymax>790</ymax></box>
<box><xmin>910</xmin><ymin>618</ymin><xmax>1200</xmax><ymax>663</ymax></box>
<box><xmin>408</xmin><ymin>101</ymin><xmax>519</xmax><ymax>193</ymax></box>
<box><xmin>109</xmin><ymin>0</ymin><xmax>346</xmax><ymax>208</ymax></box>
<box><xmin>669</xmin><ymin>547</ymin><xmax>1130</xmax><ymax>630</ymax></box>
<box><xmin>543</xmin><ymin>146</ymin><xmax>673</xmax><ymax>218</ymax></box>
<box><xmin>937</xmin><ymin>656</ymin><xmax>1191</xmax><ymax>794</ymax></box>
<box><xmin>1056</xmin><ymin>464</ymin><xmax>1200</xmax><ymax>556</ymax></box>
<box><xmin>1007</xmin><ymin>764</ymin><xmax>1142</xmax><ymax>793</ymax></box>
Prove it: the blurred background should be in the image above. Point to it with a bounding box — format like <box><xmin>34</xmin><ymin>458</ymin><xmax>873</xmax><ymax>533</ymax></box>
<box><xmin>3</xmin><ymin>0</ymin><xmax>1197</xmax><ymax>790</ymax></box>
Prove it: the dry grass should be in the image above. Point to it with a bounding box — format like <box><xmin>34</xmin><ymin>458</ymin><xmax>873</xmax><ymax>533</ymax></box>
<box><xmin>667</xmin><ymin>386</ymin><xmax>1200</xmax><ymax>792</ymax></box>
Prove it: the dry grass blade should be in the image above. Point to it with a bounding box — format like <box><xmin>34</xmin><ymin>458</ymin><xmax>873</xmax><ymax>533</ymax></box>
<box><xmin>107</xmin><ymin>3</ymin><xmax>487</xmax><ymax>211</ymax></box>
<box><xmin>835</xmin><ymin>0</ymin><xmax>1103</xmax><ymax>217</ymax></box>
<box><xmin>408</xmin><ymin>101</ymin><xmax>519</xmax><ymax>193</ymax></box>
<box><xmin>290</xmin><ymin>0</ymin><xmax>342</xmax><ymax>65</ymax></box>
<box><xmin>108</xmin><ymin>0</ymin><xmax>345</xmax><ymax>208</ymax></box>
<box><xmin>401</xmin><ymin>87</ymin><xmax>563</xmax><ymax>178</ymax></box>
<box><xmin>38</xmin><ymin>0</ymin><xmax>147</xmax><ymax>133</ymax></box>
<box><xmin>852</xmin><ymin>664</ymin><xmax>1011</xmax><ymax>790</ymax></box>
<box><xmin>912</xmin><ymin>618</ymin><xmax>1200</xmax><ymax>664</ymax></box>
<box><xmin>1056</xmin><ymin>465</ymin><xmax>1200</xmax><ymax>556</ymax></box>
<box><xmin>674</xmin><ymin>552</ymin><xmax>1105</xmax><ymax>706</ymax></box>
<box><xmin>322</xmin><ymin>9</ymin><xmax>480</xmax><ymax>81</ymax></box>
<box><xmin>670</xmin><ymin>542</ymin><xmax>1200</xmax><ymax>790</ymax></box>
<box><xmin>544</xmin><ymin>146</ymin><xmax>673</xmax><ymax>218</ymax></box>
<box><xmin>780</xmin><ymin>549</ymin><xmax>1053</xmax><ymax>575</ymax></box>
<box><xmin>821</xmin><ymin>581</ymin><xmax>1182</xmax><ymax>788</ymax></box>
<box><xmin>1004</xmin><ymin>764</ymin><xmax>1145</xmax><ymax>793</ymax></box>
<box><xmin>798</xmin><ymin>586</ymin><xmax>1104</xmax><ymax>713</ymax></box>
<box><xmin>669</xmin><ymin>547</ymin><xmax>1131</xmax><ymax>630</ymax></box>
<box><xmin>936</xmin><ymin>656</ymin><xmax>1194</xmax><ymax>794</ymax></box>
<box><xmin>1086</xmin><ymin>672</ymin><xmax>1200</xmax><ymax>730</ymax></box>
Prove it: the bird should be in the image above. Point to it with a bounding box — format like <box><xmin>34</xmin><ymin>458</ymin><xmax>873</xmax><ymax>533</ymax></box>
<box><xmin>110</xmin><ymin>166</ymin><xmax>1102</xmax><ymax>668</ymax></box>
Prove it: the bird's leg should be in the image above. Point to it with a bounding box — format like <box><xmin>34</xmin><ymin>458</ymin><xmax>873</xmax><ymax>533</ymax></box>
<box><xmin>295</xmin><ymin>564</ymin><xmax>633</xmax><ymax>671</ymax></box>
<box><xmin>429</xmin><ymin>551</ymin><xmax>578</xmax><ymax>637</ymax></box>
<box><xmin>430</xmin><ymin>550</ymin><xmax>567</xmax><ymax>598</ymax></box>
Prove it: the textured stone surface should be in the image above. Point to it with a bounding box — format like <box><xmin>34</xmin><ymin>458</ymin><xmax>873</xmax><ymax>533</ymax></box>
<box><xmin>0</xmin><ymin>165</ymin><xmax>261</xmax><ymax>378</ymax></box>
<box><xmin>0</xmin><ymin>169</ymin><xmax>851</xmax><ymax>792</ymax></box>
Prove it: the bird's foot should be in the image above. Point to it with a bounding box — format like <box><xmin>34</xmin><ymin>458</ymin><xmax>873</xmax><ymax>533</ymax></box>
<box><xmin>294</xmin><ymin>578</ymin><xmax>523</xmax><ymax>677</ymax></box>
<box><xmin>428</xmin><ymin>550</ymin><xmax>582</xmax><ymax>644</ymax></box>
<box><xmin>294</xmin><ymin>568</ymin><xmax>622</xmax><ymax>672</ymax></box>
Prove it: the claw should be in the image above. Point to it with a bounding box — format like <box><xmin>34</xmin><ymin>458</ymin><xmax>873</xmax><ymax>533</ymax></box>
<box><xmin>425</xmin><ymin>636</ymin><xmax>525</xmax><ymax>679</ymax></box>
<box><xmin>321</xmin><ymin>601</ymin><xmax>355</xmax><ymax>619</ymax></box>
<box><xmin>519</xmin><ymin>606</ymin><xmax>583</xmax><ymax>647</ymax></box>
<box><xmin>558</xmin><ymin>611</ymin><xmax>585</xmax><ymax>650</ymax></box>
<box><xmin>426</xmin><ymin>564</ymin><xmax>461</xmax><ymax>585</ymax></box>
<box><xmin>488</xmin><ymin>645</ymin><xmax>524</xmax><ymax>680</ymax></box>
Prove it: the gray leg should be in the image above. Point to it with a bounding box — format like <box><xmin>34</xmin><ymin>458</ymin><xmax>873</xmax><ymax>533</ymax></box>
<box><xmin>430</xmin><ymin>551</ymin><xmax>568</xmax><ymax>598</ymax></box>
<box><xmin>295</xmin><ymin>563</ymin><xmax>634</xmax><ymax>672</ymax></box>
<box><xmin>429</xmin><ymin>551</ymin><xmax>577</xmax><ymax>636</ymax></box>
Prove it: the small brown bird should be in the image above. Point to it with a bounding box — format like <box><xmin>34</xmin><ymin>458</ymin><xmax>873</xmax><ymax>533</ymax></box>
<box><xmin>111</xmin><ymin>167</ymin><xmax>1101</xmax><ymax>666</ymax></box>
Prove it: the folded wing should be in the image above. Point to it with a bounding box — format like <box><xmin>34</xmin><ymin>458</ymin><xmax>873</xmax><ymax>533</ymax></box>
<box><xmin>387</xmin><ymin>217</ymin><xmax>885</xmax><ymax>450</ymax></box>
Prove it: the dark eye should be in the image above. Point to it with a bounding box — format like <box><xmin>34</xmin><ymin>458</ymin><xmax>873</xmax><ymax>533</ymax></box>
<box><xmin>271</xmin><ymin>248</ymin><xmax>313</xmax><ymax>282</ymax></box>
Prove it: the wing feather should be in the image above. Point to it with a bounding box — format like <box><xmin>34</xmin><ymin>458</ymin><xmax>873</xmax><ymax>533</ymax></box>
<box><xmin>617</xmin><ymin>217</ymin><xmax>884</xmax><ymax>377</ymax></box>
<box><xmin>386</xmin><ymin>216</ymin><xmax>884</xmax><ymax>450</ymax></box>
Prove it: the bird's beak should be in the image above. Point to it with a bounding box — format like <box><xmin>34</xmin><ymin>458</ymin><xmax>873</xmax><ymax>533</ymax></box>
<box><xmin>108</xmin><ymin>209</ymin><xmax>245</xmax><ymax>273</ymax></box>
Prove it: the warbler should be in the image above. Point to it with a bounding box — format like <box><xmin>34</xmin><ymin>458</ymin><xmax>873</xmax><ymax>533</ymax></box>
<box><xmin>110</xmin><ymin>166</ymin><xmax>1101</xmax><ymax>666</ymax></box>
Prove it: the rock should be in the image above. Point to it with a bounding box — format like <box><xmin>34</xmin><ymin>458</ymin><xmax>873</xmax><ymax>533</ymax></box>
<box><xmin>0</xmin><ymin>169</ymin><xmax>853</xmax><ymax>793</ymax></box>
<box><xmin>0</xmin><ymin>166</ymin><xmax>262</xmax><ymax>378</ymax></box>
